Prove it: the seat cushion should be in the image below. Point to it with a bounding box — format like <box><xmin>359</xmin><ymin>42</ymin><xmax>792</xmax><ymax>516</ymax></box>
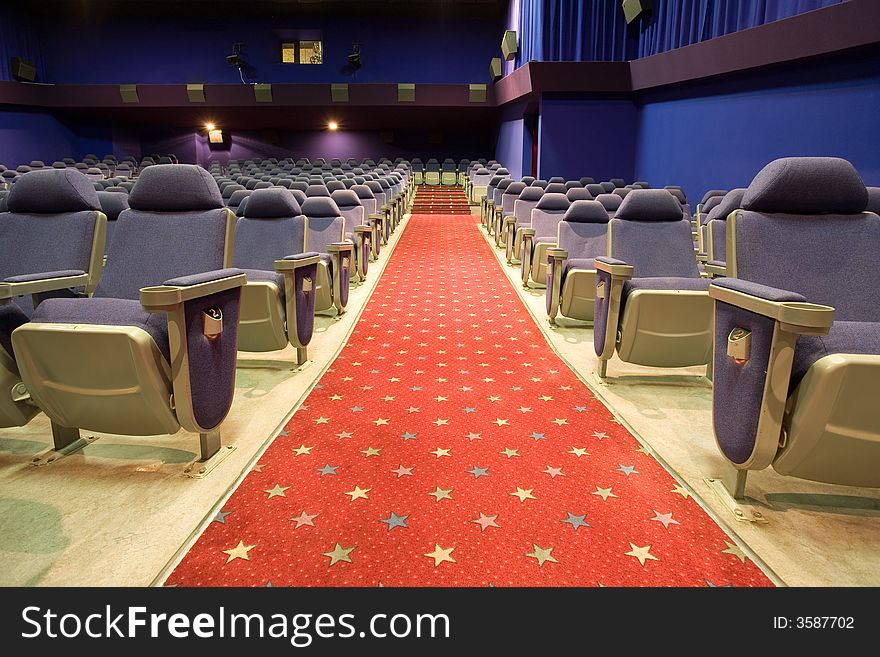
<box><xmin>241</xmin><ymin>268</ymin><xmax>285</xmax><ymax>303</ymax></box>
<box><xmin>792</xmin><ymin>321</ymin><xmax>880</xmax><ymax>390</ymax></box>
<box><xmin>622</xmin><ymin>276</ymin><xmax>709</xmax><ymax>312</ymax></box>
<box><xmin>562</xmin><ymin>257</ymin><xmax>595</xmax><ymax>285</ymax></box>
<box><xmin>0</xmin><ymin>302</ymin><xmax>29</xmax><ymax>358</ymax></box>
<box><xmin>31</xmin><ymin>297</ymin><xmax>170</xmax><ymax>361</ymax></box>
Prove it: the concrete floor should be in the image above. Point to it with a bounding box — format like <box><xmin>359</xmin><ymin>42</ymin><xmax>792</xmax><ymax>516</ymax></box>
<box><xmin>1</xmin><ymin>204</ymin><xmax>877</xmax><ymax>587</ymax></box>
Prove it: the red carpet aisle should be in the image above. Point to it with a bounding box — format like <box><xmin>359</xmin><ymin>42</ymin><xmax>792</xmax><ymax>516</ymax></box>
<box><xmin>170</xmin><ymin>209</ymin><xmax>773</xmax><ymax>587</ymax></box>
<box><xmin>409</xmin><ymin>186</ymin><xmax>472</xmax><ymax>214</ymax></box>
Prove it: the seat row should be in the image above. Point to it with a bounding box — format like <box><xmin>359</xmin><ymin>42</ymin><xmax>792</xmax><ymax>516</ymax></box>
<box><xmin>474</xmin><ymin>156</ymin><xmax>880</xmax><ymax>501</ymax></box>
<box><xmin>0</xmin><ymin>154</ymin><xmax>180</xmax><ymax>189</ymax></box>
<box><xmin>0</xmin><ymin>163</ymin><xmax>413</xmax><ymax>467</ymax></box>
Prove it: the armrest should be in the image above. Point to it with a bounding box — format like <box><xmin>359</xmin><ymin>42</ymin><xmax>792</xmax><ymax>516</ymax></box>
<box><xmin>326</xmin><ymin>241</ymin><xmax>354</xmax><ymax>254</ymax></box>
<box><xmin>520</xmin><ymin>228</ymin><xmax>536</xmax><ymax>238</ymax></box>
<box><xmin>704</xmin><ymin>260</ymin><xmax>728</xmax><ymax>277</ymax></box>
<box><xmin>709</xmin><ymin>278</ymin><xmax>834</xmax><ymax>334</ymax></box>
<box><xmin>0</xmin><ymin>270</ymin><xmax>89</xmax><ymax>300</ymax></box>
<box><xmin>594</xmin><ymin>256</ymin><xmax>633</xmax><ymax>279</ymax></box>
<box><xmin>353</xmin><ymin>224</ymin><xmax>372</xmax><ymax>234</ymax></box>
<box><xmin>367</xmin><ymin>213</ymin><xmax>383</xmax><ymax>224</ymax></box>
<box><xmin>140</xmin><ymin>268</ymin><xmax>247</xmax><ymax>311</ymax></box>
<box><xmin>547</xmin><ymin>248</ymin><xmax>569</xmax><ymax>261</ymax></box>
<box><xmin>276</xmin><ymin>251</ymin><xmax>321</xmax><ymax>272</ymax></box>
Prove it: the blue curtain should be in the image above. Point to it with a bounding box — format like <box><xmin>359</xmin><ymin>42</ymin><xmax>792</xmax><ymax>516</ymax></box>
<box><xmin>0</xmin><ymin>7</ymin><xmax>45</xmax><ymax>81</ymax></box>
<box><xmin>515</xmin><ymin>0</ymin><xmax>849</xmax><ymax>65</ymax></box>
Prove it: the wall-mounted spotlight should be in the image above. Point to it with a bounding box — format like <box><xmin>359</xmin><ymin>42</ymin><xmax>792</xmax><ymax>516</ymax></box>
<box><xmin>327</xmin><ymin>121</ymin><xmax>339</xmax><ymax>131</ymax></box>
<box><xmin>205</xmin><ymin>122</ymin><xmax>216</xmax><ymax>131</ymax></box>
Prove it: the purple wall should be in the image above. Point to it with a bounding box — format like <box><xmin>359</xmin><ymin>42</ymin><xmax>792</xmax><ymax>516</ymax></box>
<box><xmin>537</xmin><ymin>96</ymin><xmax>636</xmax><ymax>182</ymax></box>
<box><xmin>34</xmin><ymin>15</ymin><xmax>503</xmax><ymax>85</ymax></box>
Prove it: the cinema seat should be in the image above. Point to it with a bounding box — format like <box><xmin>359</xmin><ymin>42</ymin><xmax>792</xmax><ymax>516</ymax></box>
<box><xmin>332</xmin><ymin>189</ymin><xmax>372</xmax><ymax>282</ymax></box>
<box><xmin>494</xmin><ymin>181</ymin><xmax>525</xmax><ymax>248</ymax></box>
<box><xmin>489</xmin><ymin>178</ymin><xmax>513</xmax><ymax>240</ymax></box>
<box><xmin>469</xmin><ymin>167</ymin><xmax>491</xmax><ymax>205</ymax></box>
<box><xmin>233</xmin><ymin>188</ymin><xmax>319</xmax><ymax>362</ymax></box>
<box><xmin>424</xmin><ymin>159</ymin><xmax>441</xmax><ymax>186</ymax></box>
<box><xmin>0</xmin><ymin>170</ymin><xmax>107</xmax><ymax>429</ymax></box>
<box><xmin>441</xmin><ymin>159</ymin><xmax>457</xmax><ymax>186</ymax></box>
<box><xmin>458</xmin><ymin>159</ymin><xmax>470</xmax><ymax>185</ymax></box>
<box><xmin>411</xmin><ymin>158</ymin><xmax>424</xmax><ymax>185</ymax></box>
<box><xmin>352</xmin><ymin>184</ymin><xmax>384</xmax><ymax>261</ymax></box>
<box><xmin>11</xmin><ymin>165</ymin><xmax>245</xmax><ymax>463</ymax></box>
<box><xmin>545</xmin><ymin>200</ymin><xmax>610</xmax><ymax>325</ymax></box>
<box><xmin>300</xmin><ymin>197</ymin><xmax>352</xmax><ymax>315</ymax></box>
<box><xmin>596</xmin><ymin>193</ymin><xmax>622</xmax><ymax>219</ymax></box>
<box><xmin>506</xmin><ymin>186</ymin><xmax>544</xmax><ymax>263</ymax></box>
<box><xmin>365</xmin><ymin>181</ymin><xmax>392</xmax><ymax>246</ymax></box>
<box><xmin>520</xmin><ymin>193</ymin><xmax>570</xmax><ymax>287</ymax></box>
<box><xmin>593</xmin><ymin>189</ymin><xmax>712</xmax><ymax>377</ymax></box>
<box><xmin>566</xmin><ymin>188</ymin><xmax>593</xmax><ymax>202</ymax></box>
<box><xmin>866</xmin><ymin>187</ymin><xmax>880</xmax><ymax>214</ymax></box>
<box><xmin>704</xmin><ymin>189</ymin><xmax>746</xmax><ymax>276</ymax></box>
<box><xmin>482</xmin><ymin>170</ymin><xmax>510</xmax><ymax>228</ymax></box>
<box><xmin>695</xmin><ymin>195</ymin><xmax>723</xmax><ymax>259</ymax></box>
<box><xmin>96</xmin><ymin>190</ymin><xmax>129</xmax><ymax>253</ymax></box>
<box><xmin>709</xmin><ymin>156</ymin><xmax>880</xmax><ymax>497</ymax></box>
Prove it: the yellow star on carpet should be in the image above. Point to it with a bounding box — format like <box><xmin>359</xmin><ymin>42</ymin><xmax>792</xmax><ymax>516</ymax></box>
<box><xmin>323</xmin><ymin>543</ymin><xmax>356</xmax><ymax>566</ymax></box>
<box><xmin>428</xmin><ymin>486</ymin><xmax>453</xmax><ymax>502</ymax></box>
<box><xmin>671</xmin><ymin>485</ymin><xmax>691</xmax><ymax>499</ymax></box>
<box><xmin>315</xmin><ymin>417</ymin><xmax>330</xmax><ymax>425</ymax></box>
<box><xmin>539</xmin><ymin>395</ymin><xmax>554</xmax><ymax>401</ymax></box>
<box><xmin>518</xmin><ymin>407</ymin><xmax>532</xmax><ymax>413</ymax></box>
<box><xmin>500</xmin><ymin>447</ymin><xmax>520</xmax><ymax>458</ymax></box>
<box><xmin>329</xmin><ymin>394</ymin><xmax>343</xmax><ymax>401</ymax></box>
<box><xmin>372</xmin><ymin>418</ymin><xmax>390</xmax><ymax>426</ymax></box>
<box><xmin>511</xmin><ymin>487</ymin><xmax>536</xmax><ymax>502</ymax></box>
<box><xmin>344</xmin><ymin>486</ymin><xmax>371</xmax><ymax>501</ymax></box>
<box><xmin>592</xmin><ymin>486</ymin><xmax>617</xmax><ymax>501</ymax></box>
<box><xmin>432</xmin><ymin>418</ymin><xmax>450</xmax><ymax>426</ymax></box>
<box><xmin>382</xmin><ymin>396</ymin><xmax>395</xmax><ymax>402</ymax></box>
<box><xmin>543</xmin><ymin>466</ymin><xmax>564</xmax><ymax>478</ymax></box>
<box><xmin>222</xmin><ymin>540</ymin><xmax>256</xmax><ymax>564</ymax></box>
<box><xmin>264</xmin><ymin>484</ymin><xmax>290</xmax><ymax>499</ymax></box>
<box><xmin>569</xmin><ymin>447</ymin><xmax>589</xmax><ymax>457</ymax></box>
<box><xmin>525</xmin><ymin>544</ymin><xmax>558</xmax><ymax>567</ymax></box>
<box><xmin>722</xmin><ymin>541</ymin><xmax>748</xmax><ymax>564</ymax></box>
<box><xmin>293</xmin><ymin>444</ymin><xmax>313</xmax><ymax>456</ymax></box>
<box><xmin>488</xmin><ymin>395</ymin><xmax>501</xmax><ymax>402</ymax></box>
<box><xmin>431</xmin><ymin>447</ymin><xmax>451</xmax><ymax>458</ymax></box>
<box><xmin>406</xmin><ymin>406</ymin><xmax>420</xmax><ymax>413</ymax></box>
<box><xmin>625</xmin><ymin>543</ymin><xmax>659</xmax><ymax>566</ymax></box>
<box><xmin>551</xmin><ymin>418</ymin><xmax>568</xmax><ymax>426</ymax></box>
<box><xmin>361</xmin><ymin>446</ymin><xmax>382</xmax><ymax>457</ymax></box>
<box><xmin>424</xmin><ymin>544</ymin><xmax>456</xmax><ymax>567</ymax></box>
<box><xmin>493</xmin><ymin>418</ymin><xmax>510</xmax><ymax>426</ymax></box>
<box><xmin>434</xmin><ymin>395</ymin><xmax>448</xmax><ymax>401</ymax></box>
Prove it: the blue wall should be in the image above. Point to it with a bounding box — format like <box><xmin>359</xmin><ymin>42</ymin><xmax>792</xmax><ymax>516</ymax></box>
<box><xmin>495</xmin><ymin>116</ymin><xmax>531</xmax><ymax>179</ymax></box>
<box><xmin>537</xmin><ymin>96</ymin><xmax>636</xmax><ymax>182</ymax></box>
<box><xmin>34</xmin><ymin>15</ymin><xmax>502</xmax><ymax>84</ymax></box>
<box><xmin>0</xmin><ymin>108</ymin><xmax>118</xmax><ymax>166</ymax></box>
<box><xmin>633</xmin><ymin>51</ymin><xmax>880</xmax><ymax>201</ymax></box>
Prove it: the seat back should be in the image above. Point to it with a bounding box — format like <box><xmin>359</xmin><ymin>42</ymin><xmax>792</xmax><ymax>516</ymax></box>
<box><xmin>501</xmin><ymin>182</ymin><xmax>526</xmax><ymax>215</ymax></box>
<box><xmin>732</xmin><ymin>157</ymin><xmax>879</xmax><ymax>321</ymax></box>
<box><xmin>530</xmin><ymin>193</ymin><xmax>570</xmax><ymax>239</ymax></box>
<box><xmin>865</xmin><ymin>187</ymin><xmax>880</xmax><ymax>214</ymax></box>
<box><xmin>558</xmin><ymin>200</ymin><xmax>610</xmax><ymax>257</ymax></box>
<box><xmin>301</xmin><ymin>197</ymin><xmax>345</xmax><ymax>253</ymax></box>
<box><xmin>234</xmin><ymin>188</ymin><xmax>306</xmax><ymax>271</ymax></box>
<box><xmin>700</xmin><ymin>189</ymin><xmax>728</xmax><ymax>205</ymax></box>
<box><xmin>699</xmin><ymin>195</ymin><xmax>723</xmax><ymax>225</ymax></box>
<box><xmin>514</xmin><ymin>187</ymin><xmax>543</xmax><ymax>226</ymax></box>
<box><xmin>97</xmin><ymin>165</ymin><xmax>233</xmax><ymax>300</ymax></box>
<box><xmin>609</xmin><ymin>189</ymin><xmax>699</xmax><ymax>278</ymax></box>
<box><xmin>331</xmin><ymin>189</ymin><xmax>365</xmax><ymax>229</ymax></box>
<box><xmin>306</xmin><ymin>184</ymin><xmax>330</xmax><ymax>197</ymax></box>
<box><xmin>96</xmin><ymin>190</ymin><xmax>130</xmax><ymax>251</ymax></box>
<box><xmin>492</xmin><ymin>178</ymin><xmax>512</xmax><ymax>206</ymax></box>
<box><xmin>365</xmin><ymin>181</ymin><xmax>386</xmax><ymax>208</ymax></box>
<box><xmin>596</xmin><ymin>193</ymin><xmax>622</xmax><ymax>219</ymax></box>
<box><xmin>566</xmin><ymin>188</ymin><xmax>593</xmax><ymax>202</ymax></box>
<box><xmin>351</xmin><ymin>185</ymin><xmax>377</xmax><ymax>217</ymax></box>
<box><xmin>548</xmin><ymin>177</ymin><xmax>565</xmax><ymax>184</ymax></box>
<box><xmin>472</xmin><ymin>168</ymin><xmax>491</xmax><ymax>187</ymax></box>
<box><xmin>706</xmin><ymin>188</ymin><xmax>745</xmax><ymax>262</ymax></box>
<box><xmin>1</xmin><ymin>169</ymin><xmax>104</xmax><ymax>295</ymax></box>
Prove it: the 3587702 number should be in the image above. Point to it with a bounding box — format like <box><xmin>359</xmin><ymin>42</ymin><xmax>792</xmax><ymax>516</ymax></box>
<box><xmin>773</xmin><ymin>617</ymin><xmax>854</xmax><ymax>629</ymax></box>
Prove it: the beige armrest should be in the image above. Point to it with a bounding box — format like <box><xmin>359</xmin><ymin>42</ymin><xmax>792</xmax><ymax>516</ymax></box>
<box><xmin>0</xmin><ymin>273</ymin><xmax>90</xmax><ymax>301</ymax></box>
<box><xmin>275</xmin><ymin>254</ymin><xmax>321</xmax><ymax>272</ymax></box>
<box><xmin>326</xmin><ymin>242</ymin><xmax>354</xmax><ymax>254</ymax></box>
<box><xmin>547</xmin><ymin>247</ymin><xmax>569</xmax><ymax>261</ymax></box>
<box><xmin>704</xmin><ymin>262</ymin><xmax>728</xmax><ymax>277</ymax></box>
<box><xmin>140</xmin><ymin>273</ymin><xmax>247</xmax><ymax>312</ymax></box>
<box><xmin>709</xmin><ymin>284</ymin><xmax>835</xmax><ymax>335</ymax></box>
<box><xmin>594</xmin><ymin>259</ymin><xmax>634</xmax><ymax>279</ymax></box>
